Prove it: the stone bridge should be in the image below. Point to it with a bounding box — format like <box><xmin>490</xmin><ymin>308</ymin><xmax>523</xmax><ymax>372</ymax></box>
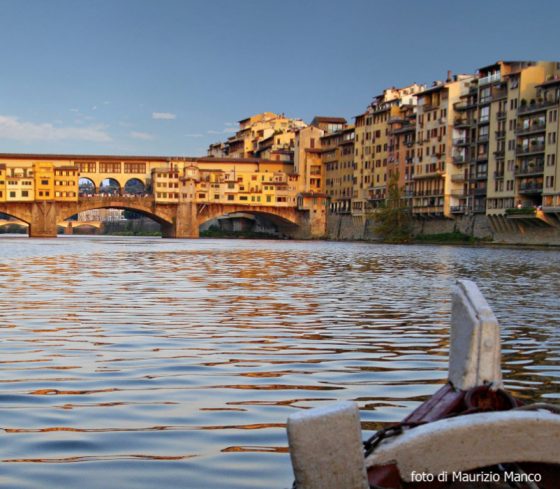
<box><xmin>0</xmin><ymin>196</ymin><xmax>324</xmax><ymax>239</ymax></box>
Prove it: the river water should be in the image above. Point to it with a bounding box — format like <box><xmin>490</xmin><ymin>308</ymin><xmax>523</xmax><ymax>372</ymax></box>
<box><xmin>0</xmin><ymin>236</ymin><xmax>558</xmax><ymax>489</ymax></box>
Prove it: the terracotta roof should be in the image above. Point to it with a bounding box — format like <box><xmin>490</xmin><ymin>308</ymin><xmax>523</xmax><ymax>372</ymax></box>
<box><xmin>311</xmin><ymin>116</ymin><xmax>347</xmax><ymax>124</ymax></box>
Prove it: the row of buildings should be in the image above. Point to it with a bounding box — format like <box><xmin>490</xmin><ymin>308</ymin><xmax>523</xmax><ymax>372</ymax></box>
<box><xmin>0</xmin><ymin>155</ymin><xmax>316</xmax><ymax>211</ymax></box>
<box><xmin>209</xmin><ymin>60</ymin><xmax>560</xmax><ymax>221</ymax></box>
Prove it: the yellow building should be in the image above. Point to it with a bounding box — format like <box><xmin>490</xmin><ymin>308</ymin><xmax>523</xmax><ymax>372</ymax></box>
<box><xmin>0</xmin><ymin>164</ymin><xmax>6</xmax><ymax>202</ymax></box>
<box><xmin>294</xmin><ymin>125</ymin><xmax>325</xmax><ymax>194</ymax></box>
<box><xmin>322</xmin><ymin>125</ymin><xmax>355</xmax><ymax>214</ymax></box>
<box><xmin>54</xmin><ymin>166</ymin><xmax>79</xmax><ymax>201</ymax></box>
<box><xmin>151</xmin><ymin>157</ymin><xmax>297</xmax><ymax>208</ymax></box>
<box><xmin>34</xmin><ymin>162</ymin><xmax>55</xmax><ymax>201</ymax></box>
<box><xmin>353</xmin><ymin>85</ymin><xmax>424</xmax><ymax>216</ymax></box>
<box><xmin>211</xmin><ymin>112</ymin><xmax>307</xmax><ymax>160</ymax></box>
<box><xmin>5</xmin><ymin>166</ymin><xmax>34</xmax><ymax>202</ymax></box>
<box><xmin>413</xmin><ymin>75</ymin><xmax>475</xmax><ymax>217</ymax></box>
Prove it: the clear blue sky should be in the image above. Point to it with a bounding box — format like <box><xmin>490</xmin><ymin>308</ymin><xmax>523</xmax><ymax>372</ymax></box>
<box><xmin>0</xmin><ymin>0</ymin><xmax>558</xmax><ymax>156</ymax></box>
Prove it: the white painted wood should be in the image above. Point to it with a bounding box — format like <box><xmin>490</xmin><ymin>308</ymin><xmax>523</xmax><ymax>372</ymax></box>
<box><xmin>365</xmin><ymin>410</ymin><xmax>560</xmax><ymax>481</ymax></box>
<box><xmin>448</xmin><ymin>279</ymin><xmax>503</xmax><ymax>390</ymax></box>
<box><xmin>287</xmin><ymin>401</ymin><xmax>369</xmax><ymax>489</ymax></box>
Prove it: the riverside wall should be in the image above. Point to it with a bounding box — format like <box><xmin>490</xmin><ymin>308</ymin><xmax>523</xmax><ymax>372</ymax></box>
<box><xmin>326</xmin><ymin>213</ymin><xmax>560</xmax><ymax>246</ymax></box>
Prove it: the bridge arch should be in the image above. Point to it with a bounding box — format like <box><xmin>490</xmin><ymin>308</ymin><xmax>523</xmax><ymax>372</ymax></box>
<box><xmin>58</xmin><ymin>198</ymin><xmax>174</xmax><ymax>227</ymax></box>
<box><xmin>198</xmin><ymin>205</ymin><xmax>299</xmax><ymax>236</ymax></box>
<box><xmin>0</xmin><ymin>209</ymin><xmax>32</xmax><ymax>226</ymax></box>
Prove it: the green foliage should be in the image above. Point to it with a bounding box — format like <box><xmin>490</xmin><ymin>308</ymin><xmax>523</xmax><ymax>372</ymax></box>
<box><xmin>505</xmin><ymin>207</ymin><xmax>536</xmax><ymax>216</ymax></box>
<box><xmin>371</xmin><ymin>173</ymin><xmax>412</xmax><ymax>243</ymax></box>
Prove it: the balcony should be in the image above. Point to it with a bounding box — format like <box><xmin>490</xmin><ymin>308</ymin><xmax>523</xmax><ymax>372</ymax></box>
<box><xmin>453</xmin><ymin>138</ymin><xmax>470</xmax><ymax>146</ymax></box>
<box><xmin>454</xmin><ymin>100</ymin><xmax>477</xmax><ymax>111</ymax></box>
<box><xmin>453</xmin><ymin>155</ymin><xmax>466</xmax><ymax>165</ymax></box>
<box><xmin>414</xmin><ymin>170</ymin><xmax>444</xmax><ymax>180</ymax></box>
<box><xmin>454</xmin><ymin>117</ymin><xmax>476</xmax><ymax>128</ymax></box>
<box><xmin>515</xmin><ymin>121</ymin><xmax>547</xmax><ymax>136</ymax></box>
<box><xmin>495</xmin><ymin>130</ymin><xmax>506</xmax><ymax>139</ymax></box>
<box><xmin>475</xmin><ymin>173</ymin><xmax>488</xmax><ymax>181</ymax></box>
<box><xmin>451</xmin><ymin>173</ymin><xmax>466</xmax><ymax>182</ymax></box>
<box><xmin>514</xmin><ymin>163</ymin><xmax>545</xmax><ymax>177</ymax></box>
<box><xmin>474</xmin><ymin>187</ymin><xmax>487</xmax><ymax>195</ymax></box>
<box><xmin>450</xmin><ymin>189</ymin><xmax>467</xmax><ymax>198</ymax></box>
<box><xmin>451</xmin><ymin>205</ymin><xmax>466</xmax><ymax>214</ymax></box>
<box><xmin>494</xmin><ymin>171</ymin><xmax>505</xmax><ymax>179</ymax></box>
<box><xmin>516</xmin><ymin>144</ymin><xmax>545</xmax><ymax>156</ymax></box>
<box><xmin>493</xmin><ymin>148</ymin><xmax>505</xmax><ymax>158</ymax></box>
<box><xmin>496</xmin><ymin>111</ymin><xmax>507</xmax><ymax>119</ymax></box>
<box><xmin>478</xmin><ymin>135</ymin><xmax>489</xmax><ymax>143</ymax></box>
<box><xmin>476</xmin><ymin>153</ymin><xmax>488</xmax><ymax>162</ymax></box>
<box><xmin>518</xmin><ymin>182</ymin><xmax>543</xmax><ymax>194</ymax></box>
<box><xmin>518</xmin><ymin>100</ymin><xmax>557</xmax><ymax>115</ymax></box>
<box><xmin>479</xmin><ymin>72</ymin><xmax>502</xmax><ymax>86</ymax></box>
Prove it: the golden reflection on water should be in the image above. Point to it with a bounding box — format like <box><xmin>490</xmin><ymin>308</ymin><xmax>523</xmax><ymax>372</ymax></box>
<box><xmin>0</xmin><ymin>236</ymin><xmax>559</xmax><ymax>489</ymax></box>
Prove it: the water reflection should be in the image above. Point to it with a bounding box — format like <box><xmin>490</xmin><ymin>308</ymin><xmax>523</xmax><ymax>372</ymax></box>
<box><xmin>0</xmin><ymin>236</ymin><xmax>558</xmax><ymax>488</ymax></box>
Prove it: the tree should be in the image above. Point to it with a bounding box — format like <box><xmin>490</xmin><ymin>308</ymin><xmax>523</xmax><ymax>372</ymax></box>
<box><xmin>372</xmin><ymin>172</ymin><xmax>412</xmax><ymax>243</ymax></box>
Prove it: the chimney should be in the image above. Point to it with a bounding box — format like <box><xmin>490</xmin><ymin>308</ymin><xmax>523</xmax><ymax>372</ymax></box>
<box><xmin>447</xmin><ymin>70</ymin><xmax>453</xmax><ymax>82</ymax></box>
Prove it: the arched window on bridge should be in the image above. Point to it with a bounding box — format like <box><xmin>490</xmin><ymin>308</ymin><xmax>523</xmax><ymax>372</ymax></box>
<box><xmin>79</xmin><ymin>177</ymin><xmax>96</xmax><ymax>196</ymax></box>
<box><xmin>99</xmin><ymin>178</ymin><xmax>121</xmax><ymax>196</ymax></box>
<box><xmin>124</xmin><ymin>178</ymin><xmax>147</xmax><ymax>196</ymax></box>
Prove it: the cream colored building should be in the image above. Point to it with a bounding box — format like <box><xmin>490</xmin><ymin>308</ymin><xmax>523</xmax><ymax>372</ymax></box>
<box><xmin>413</xmin><ymin>75</ymin><xmax>475</xmax><ymax>217</ymax></box>
<box><xmin>353</xmin><ymin>84</ymin><xmax>424</xmax><ymax>217</ymax></box>
<box><xmin>209</xmin><ymin>112</ymin><xmax>306</xmax><ymax>160</ymax></box>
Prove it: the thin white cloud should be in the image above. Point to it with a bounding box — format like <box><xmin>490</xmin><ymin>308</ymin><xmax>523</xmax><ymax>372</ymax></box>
<box><xmin>152</xmin><ymin>112</ymin><xmax>176</xmax><ymax>120</ymax></box>
<box><xmin>69</xmin><ymin>108</ymin><xmax>80</xmax><ymax>113</ymax></box>
<box><xmin>129</xmin><ymin>131</ymin><xmax>154</xmax><ymax>140</ymax></box>
<box><xmin>0</xmin><ymin>115</ymin><xmax>111</xmax><ymax>142</ymax></box>
<box><xmin>91</xmin><ymin>105</ymin><xmax>98</xmax><ymax>111</ymax></box>
<box><xmin>186</xmin><ymin>133</ymin><xmax>204</xmax><ymax>138</ymax></box>
<box><xmin>207</xmin><ymin>127</ymin><xmax>236</xmax><ymax>135</ymax></box>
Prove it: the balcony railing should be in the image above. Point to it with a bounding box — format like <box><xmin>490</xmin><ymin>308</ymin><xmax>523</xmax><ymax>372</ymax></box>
<box><xmin>514</xmin><ymin>164</ymin><xmax>545</xmax><ymax>177</ymax></box>
<box><xmin>493</xmin><ymin>148</ymin><xmax>505</xmax><ymax>158</ymax></box>
<box><xmin>454</xmin><ymin>117</ymin><xmax>476</xmax><ymax>128</ymax></box>
<box><xmin>496</xmin><ymin>111</ymin><xmax>507</xmax><ymax>119</ymax></box>
<box><xmin>515</xmin><ymin>122</ymin><xmax>547</xmax><ymax>135</ymax></box>
<box><xmin>451</xmin><ymin>173</ymin><xmax>466</xmax><ymax>182</ymax></box>
<box><xmin>518</xmin><ymin>100</ymin><xmax>557</xmax><ymax>114</ymax></box>
<box><xmin>476</xmin><ymin>153</ymin><xmax>488</xmax><ymax>162</ymax></box>
<box><xmin>494</xmin><ymin>171</ymin><xmax>504</xmax><ymax>179</ymax></box>
<box><xmin>516</xmin><ymin>144</ymin><xmax>546</xmax><ymax>155</ymax></box>
<box><xmin>453</xmin><ymin>138</ymin><xmax>468</xmax><ymax>146</ymax></box>
<box><xmin>518</xmin><ymin>182</ymin><xmax>543</xmax><ymax>193</ymax></box>
<box><xmin>452</xmin><ymin>155</ymin><xmax>465</xmax><ymax>164</ymax></box>
<box><xmin>450</xmin><ymin>205</ymin><xmax>466</xmax><ymax>214</ymax></box>
<box><xmin>474</xmin><ymin>187</ymin><xmax>487</xmax><ymax>195</ymax></box>
<box><xmin>479</xmin><ymin>72</ymin><xmax>502</xmax><ymax>86</ymax></box>
<box><xmin>495</xmin><ymin>130</ymin><xmax>506</xmax><ymax>139</ymax></box>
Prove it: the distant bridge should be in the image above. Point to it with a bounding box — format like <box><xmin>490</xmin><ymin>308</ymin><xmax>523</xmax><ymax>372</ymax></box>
<box><xmin>0</xmin><ymin>195</ymin><xmax>323</xmax><ymax>239</ymax></box>
<box><xmin>0</xmin><ymin>219</ymin><xmax>103</xmax><ymax>230</ymax></box>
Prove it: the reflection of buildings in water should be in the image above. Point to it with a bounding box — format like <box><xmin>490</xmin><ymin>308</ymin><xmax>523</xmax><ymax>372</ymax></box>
<box><xmin>78</xmin><ymin>209</ymin><xmax>125</xmax><ymax>222</ymax></box>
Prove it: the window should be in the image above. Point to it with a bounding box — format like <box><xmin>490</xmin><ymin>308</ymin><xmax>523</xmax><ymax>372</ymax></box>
<box><xmin>124</xmin><ymin>162</ymin><xmax>146</xmax><ymax>173</ymax></box>
<box><xmin>99</xmin><ymin>162</ymin><xmax>121</xmax><ymax>173</ymax></box>
<box><xmin>41</xmin><ymin>179</ymin><xmax>49</xmax><ymax>185</ymax></box>
<box><xmin>22</xmin><ymin>191</ymin><xmax>28</xmax><ymax>197</ymax></box>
